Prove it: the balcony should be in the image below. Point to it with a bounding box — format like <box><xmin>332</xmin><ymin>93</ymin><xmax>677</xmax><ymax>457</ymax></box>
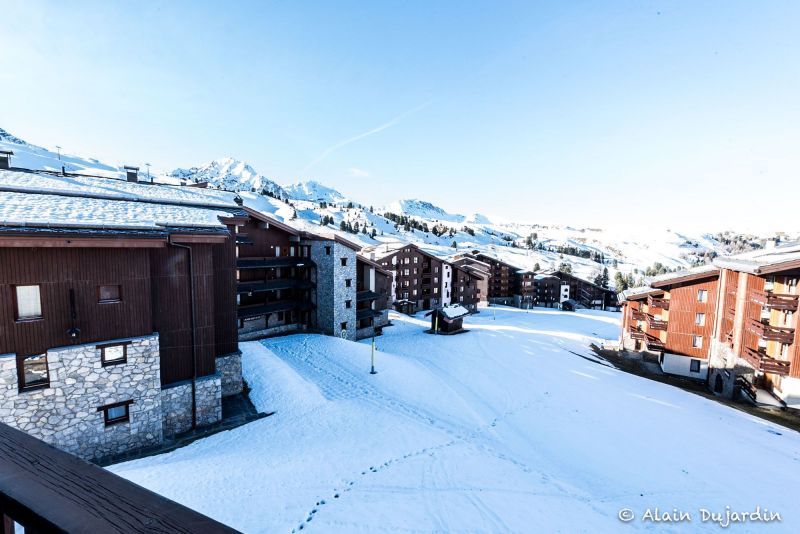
<box><xmin>238</xmin><ymin>299</ymin><xmax>314</xmax><ymax>319</ymax></box>
<box><xmin>237</xmin><ymin>257</ymin><xmax>314</xmax><ymax>269</ymax></box>
<box><xmin>0</xmin><ymin>423</ymin><xmax>235</xmax><ymax>533</ymax></box>
<box><xmin>751</xmin><ymin>290</ymin><xmax>799</xmax><ymax>312</ymax></box>
<box><xmin>746</xmin><ymin>319</ymin><xmax>795</xmax><ymax>344</ymax></box>
<box><xmin>357</xmin><ymin>290</ymin><xmax>382</xmax><ymax>302</ymax></box>
<box><xmin>646</xmin><ymin>315</ymin><xmax>668</xmax><ymax>331</ymax></box>
<box><xmin>237</xmin><ymin>279</ymin><xmax>313</xmax><ymax>294</ymax></box>
<box><xmin>725</xmin><ymin>307</ymin><xmax>736</xmax><ymax>321</ymax></box>
<box><xmin>631</xmin><ymin>309</ymin><xmax>647</xmax><ymax>321</ymax></box>
<box><xmin>647</xmin><ymin>295</ymin><xmax>670</xmax><ymax>310</ymax></box>
<box><xmin>628</xmin><ymin>326</ymin><xmax>665</xmax><ymax>349</ymax></box>
<box><xmin>742</xmin><ymin>347</ymin><xmax>791</xmax><ymax>376</ymax></box>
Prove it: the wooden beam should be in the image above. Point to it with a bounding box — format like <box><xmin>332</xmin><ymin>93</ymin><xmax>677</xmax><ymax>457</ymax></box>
<box><xmin>0</xmin><ymin>236</ymin><xmax>166</xmax><ymax>248</ymax></box>
<box><xmin>0</xmin><ymin>423</ymin><xmax>239</xmax><ymax>533</ymax></box>
<box><xmin>170</xmin><ymin>234</ymin><xmax>229</xmax><ymax>244</ymax></box>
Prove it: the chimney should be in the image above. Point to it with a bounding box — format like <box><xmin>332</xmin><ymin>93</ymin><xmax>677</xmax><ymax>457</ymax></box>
<box><xmin>0</xmin><ymin>149</ymin><xmax>13</xmax><ymax>169</ymax></box>
<box><xmin>123</xmin><ymin>165</ymin><xmax>140</xmax><ymax>183</ymax></box>
<box><xmin>765</xmin><ymin>238</ymin><xmax>778</xmax><ymax>250</ymax></box>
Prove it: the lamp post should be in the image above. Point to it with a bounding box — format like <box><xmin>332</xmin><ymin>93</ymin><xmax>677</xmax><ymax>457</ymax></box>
<box><xmin>370</xmin><ymin>336</ymin><xmax>377</xmax><ymax>374</ymax></box>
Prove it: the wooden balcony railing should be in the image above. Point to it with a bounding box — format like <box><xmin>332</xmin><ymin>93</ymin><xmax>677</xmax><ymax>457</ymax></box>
<box><xmin>648</xmin><ymin>295</ymin><xmax>670</xmax><ymax>310</ymax></box>
<box><xmin>742</xmin><ymin>347</ymin><xmax>791</xmax><ymax>376</ymax></box>
<box><xmin>751</xmin><ymin>290</ymin><xmax>799</xmax><ymax>311</ymax></box>
<box><xmin>646</xmin><ymin>315</ymin><xmax>668</xmax><ymax>331</ymax></box>
<box><xmin>627</xmin><ymin>325</ymin><xmax>647</xmax><ymax>340</ymax></box>
<box><xmin>746</xmin><ymin>319</ymin><xmax>795</xmax><ymax>344</ymax></box>
<box><xmin>725</xmin><ymin>307</ymin><xmax>736</xmax><ymax>321</ymax></box>
<box><xmin>0</xmin><ymin>423</ymin><xmax>237</xmax><ymax>534</ymax></box>
<box><xmin>736</xmin><ymin>376</ymin><xmax>758</xmax><ymax>403</ymax></box>
<box><xmin>631</xmin><ymin>309</ymin><xmax>647</xmax><ymax>321</ymax></box>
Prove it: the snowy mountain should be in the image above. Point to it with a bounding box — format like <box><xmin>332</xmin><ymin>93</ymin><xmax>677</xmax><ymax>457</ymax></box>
<box><xmin>282</xmin><ymin>180</ymin><xmax>347</xmax><ymax>203</ymax></box>
<box><xmin>0</xmin><ymin>125</ymin><xmax>778</xmax><ymax>287</ymax></box>
<box><xmin>168</xmin><ymin>157</ymin><xmax>287</xmax><ymax>197</ymax></box>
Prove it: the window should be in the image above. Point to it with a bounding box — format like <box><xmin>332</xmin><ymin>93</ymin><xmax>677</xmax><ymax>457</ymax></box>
<box><xmin>340</xmin><ymin>322</ymin><xmax>348</xmax><ymax>331</ymax></box>
<box><xmin>325</xmin><ymin>246</ymin><xmax>331</xmax><ymax>255</ymax></box>
<box><xmin>692</xmin><ymin>335</ymin><xmax>703</xmax><ymax>348</ymax></box>
<box><xmin>345</xmin><ymin>279</ymin><xmax>352</xmax><ymax>288</ymax></box>
<box><xmin>697</xmin><ymin>289</ymin><xmax>708</xmax><ymax>303</ymax></box>
<box><xmin>413</xmin><ymin>257</ymin><xmax>419</xmax><ymax>264</ymax></box>
<box><xmin>99</xmin><ymin>285</ymin><xmax>122</xmax><ymax>303</ymax></box>
<box><xmin>100</xmin><ymin>343</ymin><xmax>127</xmax><ymax>366</ymax></box>
<box><xmin>690</xmin><ymin>359</ymin><xmax>701</xmax><ymax>373</ymax></box>
<box><xmin>277</xmin><ymin>311</ymin><xmax>285</xmax><ymax>321</ymax></box>
<box><xmin>695</xmin><ymin>313</ymin><xmax>706</xmax><ymax>326</ymax></box>
<box><xmin>340</xmin><ymin>258</ymin><xmax>347</xmax><ymax>267</ymax></box>
<box><xmin>19</xmin><ymin>354</ymin><xmax>49</xmax><ymax>390</ymax></box>
<box><xmin>98</xmin><ymin>400</ymin><xmax>132</xmax><ymax>426</ymax></box>
<box><xmin>14</xmin><ymin>285</ymin><xmax>42</xmax><ymax>321</ymax></box>
<box><xmin>345</xmin><ymin>300</ymin><xmax>352</xmax><ymax>309</ymax></box>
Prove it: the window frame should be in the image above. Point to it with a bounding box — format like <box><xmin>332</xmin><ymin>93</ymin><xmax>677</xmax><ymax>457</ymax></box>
<box><xmin>18</xmin><ymin>353</ymin><xmax>50</xmax><ymax>392</ymax></box>
<box><xmin>692</xmin><ymin>335</ymin><xmax>703</xmax><ymax>349</ymax></box>
<box><xmin>98</xmin><ymin>284</ymin><xmax>123</xmax><ymax>304</ymax></box>
<box><xmin>12</xmin><ymin>284</ymin><xmax>43</xmax><ymax>322</ymax></box>
<box><xmin>690</xmin><ymin>359</ymin><xmax>701</xmax><ymax>373</ymax></box>
<box><xmin>340</xmin><ymin>257</ymin><xmax>348</xmax><ymax>267</ymax></box>
<box><xmin>99</xmin><ymin>342</ymin><xmax>129</xmax><ymax>367</ymax></box>
<box><xmin>695</xmin><ymin>312</ymin><xmax>706</xmax><ymax>326</ymax></box>
<box><xmin>97</xmin><ymin>400</ymin><xmax>133</xmax><ymax>426</ymax></box>
<box><xmin>697</xmin><ymin>289</ymin><xmax>708</xmax><ymax>303</ymax></box>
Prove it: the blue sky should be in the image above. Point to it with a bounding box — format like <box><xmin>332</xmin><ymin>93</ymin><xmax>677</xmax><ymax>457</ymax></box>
<box><xmin>2</xmin><ymin>1</ymin><xmax>799</xmax><ymax>232</ymax></box>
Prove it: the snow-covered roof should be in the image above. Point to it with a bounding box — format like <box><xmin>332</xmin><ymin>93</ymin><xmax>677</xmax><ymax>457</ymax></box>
<box><xmin>713</xmin><ymin>243</ymin><xmax>800</xmax><ymax>274</ymax></box>
<box><xmin>534</xmin><ymin>273</ymin><xmax>558</xmax><ymax>280</ymax></box>
<box><xmin>0</xmin><ymin>190</ymin><xmax>234</xmax><ymax>231</ymax></box>
<box><xmin>648</xmin><ymin>264</ymin><xmax>719</xmax><ymax>288</ymax></box>
<box><xmin>0</xmin><ymin>169</ymin><xmax>237</xmax><ymax>209</ymax></box>
<box><xmin>439</xmin><ymin>304</ymin><xmax>470</xmax><ymax>319</ymax></box>
<box><xmin>618</xmin><ymin>285</ymin><xmax>659</xmax><ymax>302</ymax></box>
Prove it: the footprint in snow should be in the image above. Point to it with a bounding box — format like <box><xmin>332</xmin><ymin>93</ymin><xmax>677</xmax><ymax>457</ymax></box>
<box><xmin>767</xmin><ymin>429</ymin><xmax>782</xmax><ymax>436</ymax></box>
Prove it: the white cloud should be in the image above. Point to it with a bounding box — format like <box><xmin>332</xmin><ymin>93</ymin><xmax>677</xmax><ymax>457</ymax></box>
<box><xmin>348</xmin><ymin>167</ymin><xmax>369</xmax><ymax>177</ymax></box>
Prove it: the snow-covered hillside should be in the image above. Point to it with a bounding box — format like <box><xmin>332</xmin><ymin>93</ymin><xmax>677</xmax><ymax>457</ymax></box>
<box><xmin>283</xmin><ymin>180</ymin><xmax>347</xmax><ymax>203</ymax></box>
<box><xmin>0</xmin><ymin>125</ymin><xmax>775</xmax><ymax>285</ymax></box>
<box><xmin>110</xmin><ymin>308</ymin><xmax>800</xmax><ymax>532</ymax></box>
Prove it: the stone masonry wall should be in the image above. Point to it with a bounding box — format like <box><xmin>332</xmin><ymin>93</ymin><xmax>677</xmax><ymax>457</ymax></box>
<box><xmin>161</xmin><ymin>374</ymin><xmax>222</xmax><ymax>437</ymax></box>
<box><xmin>0</xmin><ymin>335</ymin><xmax>162</xmax><ymax>462</ymax></box>
<box><xmin>216</xmin><ymin>351</ymin><xmax>243</xmax><ymax>397</ymax></box>
<box><xmin>307</xmin><ymin>240</ymin><xmax>357</xmax><ymax>340</ymax></box>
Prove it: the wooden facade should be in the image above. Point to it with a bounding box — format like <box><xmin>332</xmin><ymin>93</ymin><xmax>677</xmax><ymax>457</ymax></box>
<box><xmin>474</xmin><ymin>253</ymin><xmax>517</xmax><ymax>301</ymax></box>
<box><xmin>356</xmin><ymin>255</ymin><xmax>392</xmax><ymax>331</ymax></box>
<box><xmin>376</xmin><ymin>244</ymin><xmax>446</xmax><ymax>313</ymax></box>
<box><xmin>0</xmin><ymin>234</ymin><xmax>237</xmax><ymax>387</ymax></box>
<box><xmin>234</xmin><ymin>210</ymin><xmax>315</xmax><ymax>338</ymax></box>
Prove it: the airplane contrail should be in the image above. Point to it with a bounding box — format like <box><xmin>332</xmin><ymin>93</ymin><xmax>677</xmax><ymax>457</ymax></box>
<box><xmin>303</xmin><ymin>101</ymin><xmax>431</xmax><ymax>171</ymax></box>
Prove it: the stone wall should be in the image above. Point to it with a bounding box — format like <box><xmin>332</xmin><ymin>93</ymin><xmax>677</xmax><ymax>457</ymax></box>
<box><xmin>216</xmin><ymin>351</ymin><xmax>243</xmax><ymax>397</ymax></box>
<box><xmin>307</xmin><ymin>240</ymin><xmax>357</xmax><ymax>340</ymax></box>
<box><xmin>161</xmin><ymin>374</ymin><xmax>222</xmax><ymax>437</ymax></box>
<box><xmin>0</xmin><ymin>335</ymin><xmax>163</xmax><ymax>462</ymax></box>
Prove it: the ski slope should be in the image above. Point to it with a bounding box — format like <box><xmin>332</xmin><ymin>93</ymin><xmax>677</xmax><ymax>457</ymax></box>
<box><xmin>110</xmin><ymin>308</ymin><xmax>799</xmax><ymax>533</ymax></box>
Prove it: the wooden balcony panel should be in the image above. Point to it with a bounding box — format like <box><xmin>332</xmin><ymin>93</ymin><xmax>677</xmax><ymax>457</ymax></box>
<box><xmin>631</xmin><ymin>309</ymin><xmax>647</xmax><ymax>321</ymax></box>
<box><xmin>751</xmin><ymin>290</ymin><xmax>799</xmax><ymax>311</ymax></box>
<box><xmin>646</xmin><ymin>315</ymin><xmax>668</xmax><ymax>331</ymax></box>
<box><xmin>648</xmin><ymin>296</ymin><xmax>670</xmax><ymax>310</ymax></box>
<box><xmin>747</xmin><ymin>319</ymin><xmax>795</xmax><ymax>344</ymax></box>
<box><xmin>742</xmin><ymin>346</ymin><xmax>792</xmax><ymax>376</ymax></box>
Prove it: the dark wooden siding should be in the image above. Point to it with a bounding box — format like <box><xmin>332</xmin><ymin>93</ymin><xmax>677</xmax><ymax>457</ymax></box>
<box><xmin>213</xmin><ymin>226</ymin><xmax>238</xmax><ymax>356</ymax></box>
<box><xmin>0</xmin><ymin>248</ymin><xmax>153</xmax><ymax>358</ymax></box>
<box><xmin>150</xmin><ymin>244</ymin><xmax>217</xmax><ymax>385</ymax></box>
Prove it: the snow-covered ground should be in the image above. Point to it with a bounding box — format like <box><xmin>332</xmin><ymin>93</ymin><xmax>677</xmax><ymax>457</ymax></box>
<box><xmin>110</xmin><ymin>308</ymin><xmax>799</xmax><ymax>533</ymax></box>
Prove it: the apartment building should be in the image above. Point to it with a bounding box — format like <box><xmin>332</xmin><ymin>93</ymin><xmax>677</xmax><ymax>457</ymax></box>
<box><xmin>375</xmin><ymin>243</ymin><xmax>449</xmax><ymax>314</ymax></box>
<box><xmin>619</xmin><ymin>266</ymin><xmax>719</xmax><ymax>379</ymax></box>
<box><xmin>708</xmin><ymin>245</ymin><xmax>800</xmax><ymax>406</ymax></box>
<box><xmin>0</xmin><ymin>167</ymin><xmax>244</xmax><ymax>462</ymax></box>
<box><xmin>355</xmin><ymin>255</ymin><xmax>393</xmax><ymax>339</ymax></box>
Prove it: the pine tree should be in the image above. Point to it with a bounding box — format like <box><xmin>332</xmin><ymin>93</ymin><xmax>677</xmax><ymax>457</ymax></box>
<box><xmin>451</xmin><ymin>241</ymin><xmax>457</xmax><ymax>249</ymax></box>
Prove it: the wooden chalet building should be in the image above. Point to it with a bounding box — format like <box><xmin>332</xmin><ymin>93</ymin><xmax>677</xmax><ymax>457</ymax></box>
<box><xmin>0</xmin><ymin>167</ymin><xmax>245</xmax><ymax>462</ymax></box>
<box><xmin>620</xmin><ymin>266</ymin><xmax>720</xmax><ymax>380</ymax></box>
<box><xmin>450</xmin><ymin>254</ymin><xmax>490</xmax><ymax>305</ymax></box>
<box><xmin>356</xmin><ymin>255</ymin><xmax>393</xmax><ymax>339</ymax></box>
<box><xmin>708</xmin><ymin>244</ymin><xmax>800</xmax><ymax>407</ymax></box>
<box><xmin>449</xmin><ymin>262</ymin><xmax>483</xmax><ymax>312</ymax></box>
<box><xmin>474</xmin><ymin>253</ymin><xmax>517</xmax><ymax>305</ymax></box>
<box><xmin>531</xmin><ymin>273</ymin><xmax>562</xmax><ymax>308</ymax></box>
<box><xmin>374</xmin><ymin>243</ymin><xmax>450</xmax><ymax>314</ymax></box>
<box><xmin>546</xmin><ymin>270</ymin><xmax>618</xmax><ymax>310</ymax></box>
